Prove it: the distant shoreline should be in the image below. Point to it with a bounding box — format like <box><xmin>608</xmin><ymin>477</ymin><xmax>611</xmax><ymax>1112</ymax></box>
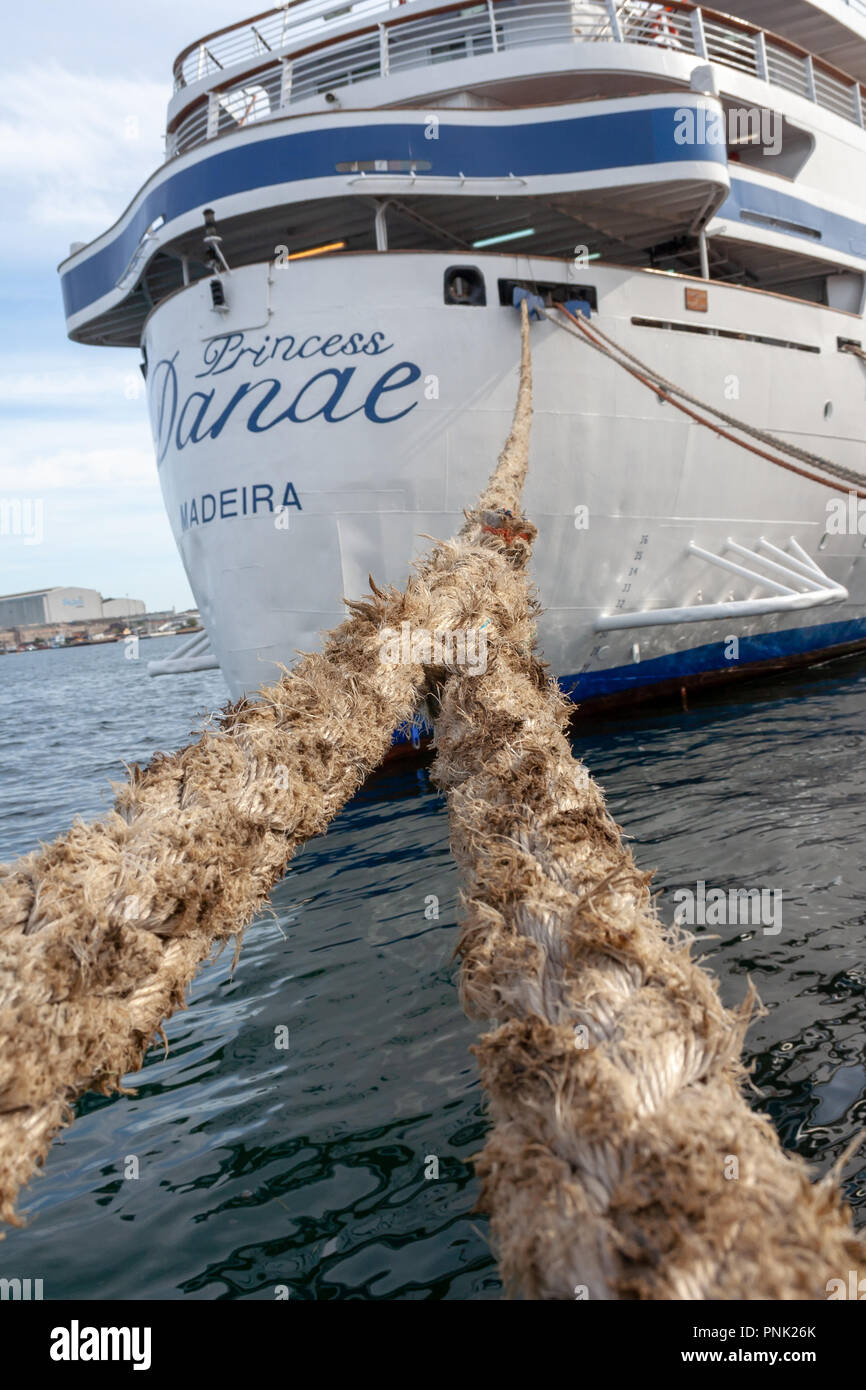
<box><xmin>1</xmin><ymin>627</ymin><xmax>203</xmax><ymax>655</ymax></box>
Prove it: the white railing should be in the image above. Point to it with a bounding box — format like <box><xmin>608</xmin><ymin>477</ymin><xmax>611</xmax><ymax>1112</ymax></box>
<box><xmin>167</xmin><ymin>0</ymin><xmax>866</xmax><ymax>157</ymax></box>
<box><xmin>174</xmin><ymin>0</ymin><xmax>399</xmax><ymax>88</ymax></box>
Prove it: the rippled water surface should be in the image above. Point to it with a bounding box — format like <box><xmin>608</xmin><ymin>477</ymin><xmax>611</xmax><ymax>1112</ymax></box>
<box><xmin>1</xmin><ymin>639</ymin><xmax>865</xmax><ymax>1299</ymax></box>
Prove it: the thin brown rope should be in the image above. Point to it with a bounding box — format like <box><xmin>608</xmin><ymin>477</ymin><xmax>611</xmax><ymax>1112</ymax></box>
<box><xmin>553</xmin><ymin>303</ymin><xmax>866</xmax><ymax>497</ymax></box>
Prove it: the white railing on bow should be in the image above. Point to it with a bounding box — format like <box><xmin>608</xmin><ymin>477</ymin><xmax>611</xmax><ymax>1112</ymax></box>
<box><xmin>167</xmin><ymin>0</ymin><xmax>866</xmax><ymax>158</ymax></box>
<box><xmin>174</xmin><ymin>0</ymin><xmax>399</xmax><ymax>88</ymax></box>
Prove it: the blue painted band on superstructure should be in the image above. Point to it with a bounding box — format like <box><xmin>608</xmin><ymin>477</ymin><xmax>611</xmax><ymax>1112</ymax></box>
<box><xmin>720</xmin><ymin>177</ymin><xmax>866</xmax><ymax>258</ymax></box>
<box><xmin>60</xmin><ymin>105</ymin><xmax>727</xmax><ymax>319</ymax></box>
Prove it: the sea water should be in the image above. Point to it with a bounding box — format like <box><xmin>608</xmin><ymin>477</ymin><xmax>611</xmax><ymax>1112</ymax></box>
<box><xmin>1</xmin><ymin>639</ymin><xmax>864</xmax><ymax>1298</ymax></box>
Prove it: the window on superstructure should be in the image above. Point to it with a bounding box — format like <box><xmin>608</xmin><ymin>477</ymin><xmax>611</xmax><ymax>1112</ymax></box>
<box><xmin>723</xmin><ymin>107</ymin><xmax>814</xmax><ymax>179</ymax></box>
<box><xmin>498</xmin><ymin>279</ymin><xmax>598</xmax><ymax>312</ymax></box>
<box><xmin>390</xmin><ymin>6</ymin><xmax>493</xmax><ymax>73</ymax></box>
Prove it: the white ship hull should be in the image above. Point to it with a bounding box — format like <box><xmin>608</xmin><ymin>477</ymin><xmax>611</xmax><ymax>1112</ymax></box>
<box><xmin>142</xmin><ymin>251</ymin><xmax>866</xmax><ymax>709</ymax></box>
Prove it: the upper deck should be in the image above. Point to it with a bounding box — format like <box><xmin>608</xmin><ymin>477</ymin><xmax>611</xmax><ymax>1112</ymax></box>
<box><xmin>719</xmin><ymin>0</ymin><xmax>866</xmax><ymax>83</ymax></box>
<box><xmin>59</xmin><ymin>0</ymin><xmax>866</xmax><ymax>348</ymax></box>
<box><xmin>166</xmin><ymin>0</ymin><xmax>866</xmax><ymax>157</ymax></box>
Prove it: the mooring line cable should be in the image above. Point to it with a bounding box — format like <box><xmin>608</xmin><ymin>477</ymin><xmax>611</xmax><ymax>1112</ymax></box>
<box><xmin>431</xmin><ymin>302</ymin><xmax>866</xmax><ymax>1300</ymax></box>
<box><xmin>0</xmin><ymin>307</ymin><xmax>538</xmax><ymax>1230</ymax></box>
<box><xmin>1</xmin><ymin>301</ymin><xmax>863</xmax><ymax>1303</ymax></box>
<box><xmin>551</xmin><ymin>303</ymin><xmax>866</xmax><ymax>499</ymax></box>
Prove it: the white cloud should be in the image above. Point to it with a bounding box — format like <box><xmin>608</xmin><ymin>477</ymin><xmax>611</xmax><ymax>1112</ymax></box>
<box><xmin>0</xmin><ymin>412</ymin><xmax>159</xmax><ymax>490</ymax></box>
<box><xmin>0</xmin><ymin>45</ymin><xmax>196</xmax><ymax>611</ymax></box>
<box><xmin>0</xmin><ymin>366</ymin><xmax>145</xmax><ymax>403</ymax></box>
<box><xmin>2</xmin><ymin>448</ymin><xmax>158</xmax><ymax>491</ymax></box>
<box><xmin>0</xmin><ymin>63</ymin><xmax>166</xmax><ymax>238</ymax></box>
<box><xmin>0</xmin><ymin>445</ymin><xmax>158</xmax><ymax>491</ymax></box>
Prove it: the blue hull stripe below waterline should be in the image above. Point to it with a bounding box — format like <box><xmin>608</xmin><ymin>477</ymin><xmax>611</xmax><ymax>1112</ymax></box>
<box><xmin>60</xmin><ymin>105</ymin><xmax>727</xmax><ymax>319</ymax></box>
<box><xmin>562</xmin><ymin>616</ymin><xmax>866</xmax><ymax>700</ymax></box>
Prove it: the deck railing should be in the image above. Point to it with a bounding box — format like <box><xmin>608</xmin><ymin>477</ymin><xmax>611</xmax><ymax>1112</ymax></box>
<box><xmin>167</xmin><ymin>0</ymin><xmax>866</xmax><ymax>157</ymax></box>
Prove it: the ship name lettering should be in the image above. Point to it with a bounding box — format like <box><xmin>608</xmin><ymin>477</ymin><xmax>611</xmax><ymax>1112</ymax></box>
<box><xmin>195</xmin><ymin>330</ymin><xmax>393</xmax><ymax>378</ymax></box>
<box><xmin>149</xmin><ymin>353</ymin><xmax>422</xmax><ymax>463</ymax></box>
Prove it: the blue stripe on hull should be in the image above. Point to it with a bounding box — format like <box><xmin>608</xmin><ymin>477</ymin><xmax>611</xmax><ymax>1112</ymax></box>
<box><xmin>391</xmin><ymin>618</ymin><xmax>866</xmax><ymax>744</ymax></box>
<box><xmin>563</xmin><ymin>617</ymin><xmax>866</xmax><ymax>699</ymax></box>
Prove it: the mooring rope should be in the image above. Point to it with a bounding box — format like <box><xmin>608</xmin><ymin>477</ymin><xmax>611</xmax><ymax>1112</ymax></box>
<box><xmin>0</xmin><ymin>588</ymin><xmax>426</xmax><ymax>1226</ymax></box>
<box><xmin>552</xmin><ymin>303</ymin><xmax>866</xmax><ymax>498</ymax></box>
<box><xmin>430</xmin><ymin>306</ymin><xmax>865</xmax><ymax>1300</ymax></box>
<box><xmin>434</xmin><ymin>661</ymin><xmax>866</xmax><ymax>1297</ymax></box>
<box><xmin>1</xmin><ymin>301</ymin><xmax>863</xmax><ymax>1301</ymax></box>
<box><xmin>0</xmin><ymin>305</ymin><xmax>539</xmax><ymax>1231</ymax></box>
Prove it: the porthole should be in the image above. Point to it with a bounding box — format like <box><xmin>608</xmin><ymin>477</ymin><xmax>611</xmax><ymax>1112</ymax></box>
<box><xmin>443</xmin><ymin>266</ymin><xmax>486</xmax><ymax>306</ymax></box>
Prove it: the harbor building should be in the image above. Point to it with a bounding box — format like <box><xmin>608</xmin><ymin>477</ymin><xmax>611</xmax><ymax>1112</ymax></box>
<box><xmin>0</xmin><ymin>588</ymin><xmax>145</xmax><ymax>627</ymax></box>
<box><xmin>0</xmin><ymin>587</ymin><xmax>103</xmax><ymax>627</ymax></box>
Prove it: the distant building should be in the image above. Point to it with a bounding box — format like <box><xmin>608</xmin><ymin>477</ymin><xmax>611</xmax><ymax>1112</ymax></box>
<box><xmin>0</xmin><ymin>587</ymin><xmax>144</xmax><ymax>627</ymax></box>
<box><xmin>102</xmin><ymin>597</ymin><xmax>146</xmax><ymax>619</ymax></box>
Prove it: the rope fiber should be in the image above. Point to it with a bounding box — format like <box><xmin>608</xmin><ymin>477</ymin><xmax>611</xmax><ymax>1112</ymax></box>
<box><xmin>1</xmin><ymin>301</ymin><xmax>863</xmax><ymax>1301</ymax></box>
<box><xmin>0</xmin><ymin>307</ymin><xmax>538</xmax><ymax>1230</ymax></box>
<box><xmin>429</xmin><ymin>304</ymin><xmax>866</xmax><ymax>1300</ymax></box>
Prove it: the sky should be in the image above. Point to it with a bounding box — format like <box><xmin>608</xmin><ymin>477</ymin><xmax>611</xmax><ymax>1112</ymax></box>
<box><xmin>0</xmin><ymin>1</ymin><xmax>252</xmax><ymax>612</ymax></box>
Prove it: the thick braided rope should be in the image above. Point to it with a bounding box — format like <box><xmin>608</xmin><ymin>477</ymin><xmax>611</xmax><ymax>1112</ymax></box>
<box><xmin>0</xmin><ymin>588</ymin><xmax>424</xmax><ymax>1227</ymax></box>
<box><xmin>431</xmin><ymin>314</ymin><xmax>865</xmax><ymax>1301</ymax></box>
<box><xmin>0</xmin><ymin>308</ymin><xmax>537</xmax><ymax>1230</ymax></box>
<box><xmin>434</xmin><ymin>651</ymin><xmax>864</xmax><ymax>1298</ymax></box>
